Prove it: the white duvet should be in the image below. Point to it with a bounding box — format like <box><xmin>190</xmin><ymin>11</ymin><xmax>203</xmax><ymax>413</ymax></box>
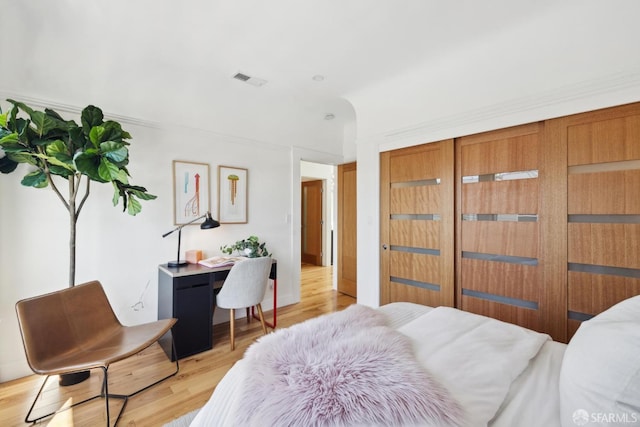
<box><xmin>191</xmin><ymin>305</ymin><xmax>554</xmax><ymax>427</ymax></box>
<box><xmin>398</xmin><ymin>307</ymin><xmax>550</xmax><ymax>426</ymax></box>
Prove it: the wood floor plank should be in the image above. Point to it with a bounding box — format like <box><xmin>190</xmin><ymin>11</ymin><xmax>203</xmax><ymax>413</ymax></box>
<box><xmin>0</xmin><ymin>264</ymin><xmax>354</xmax><ymax>426</ymax></box>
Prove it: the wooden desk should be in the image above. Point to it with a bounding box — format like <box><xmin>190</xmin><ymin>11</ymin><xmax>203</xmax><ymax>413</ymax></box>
<box><xmin>158</xmin><ymin>260</ymin><xmax>277</xmax><ymax>360</ymax></box>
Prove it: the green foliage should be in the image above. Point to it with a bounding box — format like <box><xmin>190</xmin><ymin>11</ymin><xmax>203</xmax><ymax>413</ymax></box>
<box><xmin>220</xmin><ymin>235</ymin><xmax>271</xmax><ymax>258</ymax></box>
<box><xmin>0</xmin><ymin>99</ymin><xmax>156</xmax><ymax>215</ymax></box>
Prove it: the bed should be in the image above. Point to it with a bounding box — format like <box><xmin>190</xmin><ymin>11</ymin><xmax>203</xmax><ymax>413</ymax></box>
<box><xmin>190</xmin><ymin>296</ymin><xmax>640</xmax><ymax>427</ymax></box>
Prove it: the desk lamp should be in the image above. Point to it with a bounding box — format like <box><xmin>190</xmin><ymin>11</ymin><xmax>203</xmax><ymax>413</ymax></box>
<box><xmin>162</xmin><ymin>211</ymin><xmax>220</xmax><ymax>267</ymax></box>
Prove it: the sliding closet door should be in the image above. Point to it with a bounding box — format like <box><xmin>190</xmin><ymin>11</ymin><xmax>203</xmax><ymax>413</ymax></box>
<box><xmin>551</xmin><ymin>103</ymin><xmax>640</xmax><ymax>338</ymax></box>
<box><xmin>380</xmin><ymin>140</ymin><xmax>454</xmax><ymax>307</ymax></box>
<box><xmin>456</xmin><ymin>123</ymin><xmax>551</xmax><ymax>334</ymax></box>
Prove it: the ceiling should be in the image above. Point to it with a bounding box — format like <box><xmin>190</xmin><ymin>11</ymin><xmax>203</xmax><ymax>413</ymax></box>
<box><xmin>1</xmin><ymin>0</ymin><xmax>638</xmax><ymax>151</ymax></box>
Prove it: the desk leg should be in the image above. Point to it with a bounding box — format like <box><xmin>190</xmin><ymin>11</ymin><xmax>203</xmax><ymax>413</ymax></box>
<box><xmin>252</xmin><ymin>278</ymin><xmax>276</xmax><ymax>328</ymax></box>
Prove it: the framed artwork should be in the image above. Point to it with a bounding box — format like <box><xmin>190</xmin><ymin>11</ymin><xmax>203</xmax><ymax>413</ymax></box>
<box><xmin>218</xmin><ymin>165</ymin><xmax>248</xmax><ymax>223</ymax></box>
<box><xmin>173</xmin><ymin>160</ymin><xmax>210</xmax><ymax>225</ymax></box>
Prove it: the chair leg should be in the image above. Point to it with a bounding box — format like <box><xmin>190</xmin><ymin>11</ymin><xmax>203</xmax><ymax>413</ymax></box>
<box><xmin>101</xmin><ymin>366</ymin><xmax>128</xmax><ymax>426</ymax></box>
<box><xmin>229</xmin><ymin>308</ymin><xmax>236</xmax><ymax>350</ymax></box>
<box><xmin>126</xmin><ymin>334</ymin><xmax>180</xmax><ymax>398</ymax></box>
<box><xmin>23</xmin><ymin>335</ymin><xmax>179</xmax><ymax>426</ymax></box>
<box><xmin>246</xmin><ymin>307</ymin><xmax>250</xmax><ymax>322</ymax></box>
<box><xmin>257</xmin><ymin>303</ymin><xmax>268</xmax><ymax>335</ymax></box>
<box><xmin>24</xmin><ymin>369</ymin><xmax>127</xmax><ymax>427</ymax></box>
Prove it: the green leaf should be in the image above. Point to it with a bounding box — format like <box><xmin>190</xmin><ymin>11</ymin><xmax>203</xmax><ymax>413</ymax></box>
<box><xmin>49</xmin><ymin>164</ymin><xmax>74</xmax><ymax>177</ymax></box>
<box><xmin>112</xmin><ymin>184</ymin><xmax>122</xmax><ymax>206</ymax></box>
<box><xmin>45</xmin><ymin>140</ymin><xmax>69</xmax><ymax>157</ymax></box>
<box><xmin>38</xmin><ymin>153</ymin><xmax>74</xmax><ymax>171</ymax></box>
<box><xmin>89</xmin><ymin>125</ymin><xmax>105</xmax><ymax>147</ymax></box>
<box><xmin>81</xmin><ymin>105</ymin><xmax>103</xmax><ymax>133</ymax></box>
<box><xmin>21</xmin><ymin>170</ymin><xmax>48</xmax><ymax>187</ymax></box>
<box><xmin>98</xmin><ymin>158</ymin><xmax>128</xmax><ymax>183</ymax></box>
<box><xmin>8</xmin><ymin>104</ymin><xmax>19</xmax><ymax>132</ymax></box>
<box><xmin>44</xmin><ymin>108</ymin><xmax>65</xmax><ymax>121</ymax></box>
<box><xmin>127</xmin><ymin>195</ymin><xmax>142</xmax><ymax>215</ymax></box>
<box><xmin>7</xmin><ymin>152</ymin><xmax>37</xmax><ymax>166</ymax></box>
<box><xmin>30</xmin><ymin>137</ymin><xmax>58</xmax><ymax>146</ymax></box>
<box><xmin>127</xmin><ymin>185</ymin><xmax>157</xmax><ymax>200</ymax></box>
<box><xmin>0</xmin><ymin>111</ymin><xmax>7</xmax><ymax>128</ymax></box>
<box><xmin>13</xmin><ymin>118</ymin><xmax>29</xmax><ymax>136</ymax></box>
<box><xmin>0</xmin><ymin>143</ymin><xmax>26</xmax><ymax>153</ymax></box>
<box><xmin>101</xmin><ymin>141</ymin><xmax>128</xmax><ymax>163</ymax></box>
<box><xmin>0</xmin><ymin>155</ymin><xmax>18</xmax><ymax>173</ymax></box>
<box><xmin>68</xmin><ymin>125</ymin><xmax>86</xmax><ymax>151</ymax></box>
<box><xmin>100</xmin><ymin>121</ymin><xmax>130</xmax><ymax>144</ymax></box>
<box><xmin>7</xmin><ymin>99</ymin><xmax>35</xmax><ymax>117</ymax></box>
<box><xmin>74</xmin><ymin>151</ymin><xmax>104</xmax><ymax>182</ymax></box>
<box><xmin>29</xmin><ymin>111</ymin><xmax>60</xmax><ymax>137</ymax></box>
<box><xmin>0</xmin><ymin>132</ymin><xmax>20</xmax><ymax>146</ymax></box>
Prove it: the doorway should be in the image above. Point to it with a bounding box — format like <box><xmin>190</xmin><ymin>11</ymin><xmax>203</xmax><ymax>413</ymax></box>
<box><xmin>300</xmin><ymin>161</ymin><xmax>335</xmax><ymax>269</ymax></box>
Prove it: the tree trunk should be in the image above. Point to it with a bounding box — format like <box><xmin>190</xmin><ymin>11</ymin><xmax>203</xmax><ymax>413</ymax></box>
<box><xmin>68</xmin><ymin>176</ymin><xmax>77</xmax><ymax>287</ymax></box>
<box><xmin>69</xmin><ymin>208</ymin><xmax>76</xmax><ymax>287</ymax></box>
<box><xmin>60</xmin><ymin>177</ymin><xmax>88</xmax><ymax>386</ymax></box>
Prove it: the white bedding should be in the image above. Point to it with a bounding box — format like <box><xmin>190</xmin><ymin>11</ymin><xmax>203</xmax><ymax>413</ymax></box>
<box><xmin>190</xmin><ymin>303</ymin><xmax>564</xmax><ymax>427</ymax></box>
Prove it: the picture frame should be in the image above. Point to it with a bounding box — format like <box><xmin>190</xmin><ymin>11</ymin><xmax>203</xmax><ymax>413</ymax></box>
<box><xmin>218</xmin><ymin>165</ymin><xmax>248</xmax><ymax>223</ymax></box>
<box><xmin>173</xmin><ymin>160</ymin><xmax>210</xmax><ymax>225</ymax></box>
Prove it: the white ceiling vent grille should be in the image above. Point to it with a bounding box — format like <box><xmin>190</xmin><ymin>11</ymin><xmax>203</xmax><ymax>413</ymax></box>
<box><xmin>233</xmin><ymin>72</ymin><xmax>267</xmax><ymax>87</ymax></box>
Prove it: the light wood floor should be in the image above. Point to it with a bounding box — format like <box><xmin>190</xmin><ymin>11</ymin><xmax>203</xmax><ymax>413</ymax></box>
<box><xmin>0</xmin><ymin>264</ymin><xmax>355</xmax><ymax>426</ymax></box>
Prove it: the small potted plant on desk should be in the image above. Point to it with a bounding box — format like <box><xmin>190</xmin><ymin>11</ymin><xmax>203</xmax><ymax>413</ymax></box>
<box><xmin>220</xmin><ymin>235</ymin><xmax>271</xmax><ymax>258</ymax></box>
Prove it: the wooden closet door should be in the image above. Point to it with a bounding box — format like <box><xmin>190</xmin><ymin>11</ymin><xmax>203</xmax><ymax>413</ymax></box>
<box><xmin>550</xmin><ymin>103</ymin><xmax>640</xmax><ymax>338</ymax></box>
<box><xmin>456</xmin><ymin>123</ymin><xmax>553</xmax><ymax>335</ymax></box>
<box><xmin>380</xmin><ymin>140</ymin><xmax>454</xmax><ymax>307</ymax></box>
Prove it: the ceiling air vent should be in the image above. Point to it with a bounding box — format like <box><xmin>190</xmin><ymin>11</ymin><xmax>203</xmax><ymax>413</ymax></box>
<box><xmin>233</xmin><ymin>72</ymin><xmax>251</xmax><ymax>82</ymax></box>
<box><xmin>232</xmin><ymin>72</ymin><xmax>267</xmax><ymax>87</ymax></box>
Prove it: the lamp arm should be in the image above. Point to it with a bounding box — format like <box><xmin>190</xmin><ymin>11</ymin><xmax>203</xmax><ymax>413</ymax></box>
<box><xmin>161</xmin><ymin>212</ymin><xmax>209</xmax><ymax>238</ymax></box>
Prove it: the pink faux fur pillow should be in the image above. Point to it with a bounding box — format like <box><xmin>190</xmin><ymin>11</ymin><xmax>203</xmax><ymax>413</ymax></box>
<box><xmin>235</xmin><ymin>304</ymin><xmax>463</xmax><ymax>426</ymax></box>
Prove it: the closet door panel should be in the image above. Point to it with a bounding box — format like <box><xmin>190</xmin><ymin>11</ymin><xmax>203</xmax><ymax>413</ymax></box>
<box><xmin>568</xmin><ymin>170</ymin><xmax>640</xmax><ymax>214</ymax></box>
<box><xmin>461</xmin><ymin>221</ymin><xmax>538</xmax><ymax>259</ymax></box>
<box><xmin>390</xmin><ymin>185</ymin><xmax>441</xmax><ymax>215</ymax></box>
<box><xmin>568</xmin><ymin>272</ymin><xmax>640</xmax><ymax>315</ymax></box>
<box><xmin>563</xmin><ymin>104</ymin><xmax>640</xmax><ymax>338</ymax></box>
<box><xmin>568</xmin><ymin>115</ymin><xmax>640</xmax><ymax>165</ymax></box>
<box><xmin>461</xmin><ymin>259</ymin><xmax>539</xmax><ymax>302</ymax></box>
<box><xmin>389</xmin><ymin>251</ymin><xmax>440</xmax><ymax>285</ymax></box>
<box><xmin>390</xmin><ymin>148</ymin><xmax>442</xmax><ymax>182</ymax></box>
<box><xmin>381</xmin><ymin>140</ymin><xmax>454</xmax><ymax>307</ymax></box>
<box><xmin>390</xmin><ymin>220</ymin><xmax>440</xmax><ymax>249</ymax></box>
<box><xmin>388</xmin><ymin>281</ymin><xmax>441</xmax><ymax>307</ymax></box>
<box><xmin>462</xmin><ymin>298</ymin><xmax>540</xmax><ymax>332</ymax></box>
<box><xmin>461</xmin><ymin>131</ymin><xmax>538</xmax><ymax>175</ymax></box>
<box><xmin>457</xmin><ymin>123</ymin><xmax>544</xmax><ymax>334</ymax></box>
<box><xmin>568</xmin><ymin>223</ymin><xmax>640</xmax><ymax>269</ymax></box>
<box><xmin>462</xmin><ymin>179</ymin><xmax>539</xmax><ymax>214</ymax></box>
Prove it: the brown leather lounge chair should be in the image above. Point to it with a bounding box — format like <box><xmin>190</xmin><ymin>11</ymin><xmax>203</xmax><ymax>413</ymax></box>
<box><xmin>15</xmin><ymin>280</ymin><xmax>179</xmax><ymax>426</ymax></box>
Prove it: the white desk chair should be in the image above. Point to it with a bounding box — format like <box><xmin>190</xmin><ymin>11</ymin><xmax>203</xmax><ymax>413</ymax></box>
<box><xmin>216</xmin><ymin>257</ymin><xmax>272</xmax><ymax>350</ymax></box>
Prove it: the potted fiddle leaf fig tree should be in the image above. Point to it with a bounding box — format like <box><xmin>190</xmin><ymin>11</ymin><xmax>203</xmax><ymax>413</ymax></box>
<box><xmin>0</xmin><ymin>99</ymin><xmax>157</xmax><ymax>288</ymax></box>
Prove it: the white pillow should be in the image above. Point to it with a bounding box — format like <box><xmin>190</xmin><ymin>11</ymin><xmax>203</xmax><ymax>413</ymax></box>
<box><xmin>559</xmin><ymin>295</ymin><xmax>640</xmax><ymax>427</ymax></box>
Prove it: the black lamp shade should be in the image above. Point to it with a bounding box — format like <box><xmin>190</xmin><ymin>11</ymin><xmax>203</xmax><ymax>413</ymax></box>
<box><xmin>200</xmin><ymin>212</ymin><xmax>220</xmax><ymax>230</ymax></box>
